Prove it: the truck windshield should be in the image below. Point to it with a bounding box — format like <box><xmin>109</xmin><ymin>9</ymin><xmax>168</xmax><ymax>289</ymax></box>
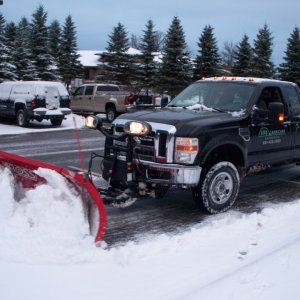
<box><xmin>168</xmin><ymin>81</ymin><xmax>256</xmax><ymax>112</ymax></box>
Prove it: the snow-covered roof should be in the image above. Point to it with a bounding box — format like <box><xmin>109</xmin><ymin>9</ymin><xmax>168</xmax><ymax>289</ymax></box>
<box><xmin>78</xmin><ymin>50</ymin><xmax>103</xmax><ymax>67</ymax></box>
<box><xmin>78</xmin><ymin>48</ymin><xmax>161</xmax><ymax>67</ymax></box>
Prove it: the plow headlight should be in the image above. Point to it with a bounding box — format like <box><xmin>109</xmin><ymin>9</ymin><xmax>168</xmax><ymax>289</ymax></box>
<box><xmin>85</xmin><ymin>116</ymin><xmax>103</xmax><ymax>130</ymax></box>
<box><xmin>175</xmin><ymin>137</ymin><xmax>199</xmax><ymax>164</ymax></box>
<box><xmin>124</xmin><ymin>121</ymin><xmax>152</xmax><ymax>136</ymax></box>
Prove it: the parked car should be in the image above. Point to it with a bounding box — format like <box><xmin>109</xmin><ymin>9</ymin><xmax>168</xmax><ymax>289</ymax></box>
<box><xmin>70</xmin><ymin>83</ymin><xmax>153</xmax><ymax>122</ymax></box>
<box><xmin>0</xmin><ymin>81</ymin><xmax>71</xmax><ymax>127</ymax></box>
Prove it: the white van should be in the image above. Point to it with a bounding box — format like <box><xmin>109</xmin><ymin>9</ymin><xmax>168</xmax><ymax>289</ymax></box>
<box><xmin>0</xmin><ymin>81</ymin><xmax>71</xmax><ymax>127</ymax></box>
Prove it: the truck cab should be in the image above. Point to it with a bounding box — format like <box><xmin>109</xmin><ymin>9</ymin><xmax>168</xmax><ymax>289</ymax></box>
<box><xmin>86</xmin><ymin>77</ymin><xmax>300</xmax><ymax>213</ymax></box>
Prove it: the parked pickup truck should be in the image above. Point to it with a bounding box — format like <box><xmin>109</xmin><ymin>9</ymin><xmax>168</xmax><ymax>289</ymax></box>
<box><xmin>0</xmin><ymin>81</ymin><xmax>71</xmax><ymax>127</ymax></box>
<box><xmin>70</xmin><ymin>83</ymin><xmax>153</xmax><ymax>122</ymax></box>
<box><xmin>86</xmin><ymin>77</ymin><xmax>300</xmax><ymax>213</ymax></box>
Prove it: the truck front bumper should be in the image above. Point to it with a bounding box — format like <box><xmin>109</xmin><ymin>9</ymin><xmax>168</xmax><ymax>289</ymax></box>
<box><xmin>137</xmin><ymin>159</ymin><xmax>201</xmax><ymax>186</ymax></box>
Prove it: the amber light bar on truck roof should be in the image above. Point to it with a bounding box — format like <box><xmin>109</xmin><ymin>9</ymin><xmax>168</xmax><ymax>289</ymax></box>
<box><xmin>201</xmin><ymin>76</ymin><xmax>255</xmax><ymax>82</ymax></box>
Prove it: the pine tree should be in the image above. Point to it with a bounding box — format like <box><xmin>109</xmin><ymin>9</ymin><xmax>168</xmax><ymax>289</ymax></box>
<box><xmin>194</xmin><ymin>25</ymin><xmax>221</xmax><ymax>79</ymax></box>
<box><xmin>252</xmin><ymin>24</ymin><xmax>275</xmax><ymax>78</ymax></box>
<box><xmin>232</xmin><ymin>34</ymin><xmax>253</xmax><ymax>76</ymax></box>
<box><xmin>59</xmin><ymin>15</ymin><xmax>82</xmax><ymax>87</ymax></box>
<box><xmin>97</xmin><ymin>23</ymin><xmax>135</xmax><ymax>85</ymax></box>
<box><xmin>138</xmin><ymin>19</ymin><xmax>159</xmax><ymax>90</ymax></box>
<box><xmin>49</xmin><ymin>20</ymin><xmax>61</xmax><ymax>64</ymax></box>
<box><xmin>30</xmin><ymin>5</ymin><xmax>58</xmax><ymax>80</ymax></box>
<box><xmin>158</xmin><ymin>16</ymin><xmax>192</xmax><ymax>97</ymax></box>
<box><xmin>4</xmin><ymin>22</ymin><xmax>17</xmax><ymax>50</ymax></box>
<box><xmin>14</xmin><ymin>17</ymin><xmax>38</xmax><ymax>80</ymax></box>
<box><xmin>0</xmin><ymin>13</ymin><xmax>17</xmax><ymax>81</ymax></box>
<box><xmin>278</xmin><ymin>26</ymin><xmax>300</xmax><ymax>85</ymax></box>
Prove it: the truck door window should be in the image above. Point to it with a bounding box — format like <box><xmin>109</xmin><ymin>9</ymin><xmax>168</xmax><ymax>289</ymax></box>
<box><xmin>283</xmin><ymin>85</ymin><xmax>300</xmax><ymax>106</ymax></box>
<box><xmin>12</xmin><ymin>84</ymin><xmax>33</xmax><ymax>95</ymax></box>
<box><xmin>84</xmin><ymin>85</ymin><xmax>94</xmax><ymax>96</ymax></box>
<box><xmin>257</xmin><ymin>87</ymin><xmax>284</xmax><ymax>109</ymax></box>
<box><xmin>74</xmin><ymin>86</ymin><xmax>84</xmax><ymax>96</ymax></box>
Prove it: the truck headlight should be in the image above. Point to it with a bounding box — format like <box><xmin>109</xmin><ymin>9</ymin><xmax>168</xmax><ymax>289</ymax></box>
<box><xmin>175</xmin><ymin>137</ymin><xmax>199</xmax><ymax>164</ymax></box>
<box><xmin>85</xmin><ymin>115</ymin><xmax>103</xmax><ymax>130</ymax></box>
<box><xmin>124</xmin><ymin>121</ymin><xmax>151</xmax><ymax>136</ymax></box>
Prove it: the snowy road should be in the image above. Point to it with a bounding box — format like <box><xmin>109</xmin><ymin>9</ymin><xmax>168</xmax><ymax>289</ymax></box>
<box><xmin>1</xmin><ymin>116</ymin><xmax>300</xmax><ymax>299</ymax></box>
<box><xmin>2</xmin><ymin>125</ymin><xmax>300</xmax><ymax>247</ymax></box>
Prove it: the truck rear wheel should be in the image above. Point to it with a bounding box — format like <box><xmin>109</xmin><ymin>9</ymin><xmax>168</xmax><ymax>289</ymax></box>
<box><xmin>16</xmin><ymin>109</ymin><xmax>29</xmax><ymax>127</ymax></box>
<box><xmin>106</xmin><ymin>107</ymin><xmax>117</xmax><ymax>123</ymax></box>
<box><xmin>192</xmin><ymin>161</ymin><xmax>240</xmax><ymax>214</ymax></box>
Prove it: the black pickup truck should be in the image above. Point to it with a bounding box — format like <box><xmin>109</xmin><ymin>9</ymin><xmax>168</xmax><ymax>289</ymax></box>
<box><xmin>86</xmin><ymin>77</ymin><xmax>300</xmax><ymax>213</ymax></box>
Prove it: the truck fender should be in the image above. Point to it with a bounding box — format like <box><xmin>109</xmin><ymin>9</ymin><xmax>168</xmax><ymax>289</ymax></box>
<box><xmin>14</xmin><ymin>98</ymin><xmax>27</xmax><ymax>107</ymax></box>
<box><xmin>198</xmin><ymin>134</ymin><xmax>247</xmax><ymax>168</ymax></box>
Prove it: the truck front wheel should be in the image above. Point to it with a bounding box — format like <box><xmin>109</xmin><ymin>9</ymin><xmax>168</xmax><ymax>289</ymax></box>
<box><xmin>192</xmin><ymin>161</ymin><xmax>240</xmax><ymax>214</ymax></box>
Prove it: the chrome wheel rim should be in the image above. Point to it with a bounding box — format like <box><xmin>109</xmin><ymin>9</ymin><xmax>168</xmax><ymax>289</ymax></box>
<box><xmin>209</xmin><ymin>171</ymin><xmax>234</xmax><ymax>205</ymax></box>
<box><xmin>107</xmin><ymin>110</ymin><xmax>114</xmax><ymax>122</ymax></box>
<box><xmin>18</xmin><ymin>113</ymin><xmax>24</xmax><ymax>126</ymax></box>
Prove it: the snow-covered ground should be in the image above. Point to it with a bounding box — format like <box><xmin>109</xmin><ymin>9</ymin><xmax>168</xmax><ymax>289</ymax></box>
<box><xmin>0</xmin><ymin>113</ymin><xmax>86</xmax><ymax>135</ymax></box>
<box><xmin>1</xmin><ymin>118</ymin><xmax>300</xmax><ymax>300</ymax></box>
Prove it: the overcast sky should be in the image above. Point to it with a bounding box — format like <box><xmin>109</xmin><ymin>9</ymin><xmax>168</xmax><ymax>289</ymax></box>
<box><xmin>2</xmin><ymin>0</ymin><xmax>300</xmax><ymax>65</ymax></box>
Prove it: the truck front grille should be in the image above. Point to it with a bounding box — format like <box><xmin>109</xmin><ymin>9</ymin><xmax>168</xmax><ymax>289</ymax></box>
<box><xmin>114</xmin><ymin>122</ymin><xmax>175</xmax><ymax>163</ymax></box>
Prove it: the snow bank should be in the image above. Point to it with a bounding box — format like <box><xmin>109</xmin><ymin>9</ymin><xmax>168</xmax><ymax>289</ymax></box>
<box><xmin>1</xmin><ymin>167</ymin><xmax>300</xmax><ymax>299</ymax></box>
<box><xmin>0</xmin><ymin>167</ymin><xmax>92</xmax><ymax>264</ymax></box>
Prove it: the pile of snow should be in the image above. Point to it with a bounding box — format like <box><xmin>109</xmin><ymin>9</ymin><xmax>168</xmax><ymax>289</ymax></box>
<box><xmin>1</xmin><ymin>166</ymin><xmax>300</xmax><ymax>299</ymax></box>
<box><xmin>0</xmin><ymin>167</ymin><xmax>92</xmax><ymax>264</ymax></box>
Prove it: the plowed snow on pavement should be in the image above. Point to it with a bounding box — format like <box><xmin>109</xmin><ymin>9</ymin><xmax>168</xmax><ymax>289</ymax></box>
<box><xmin>1</xmin><ymin>163</ymin><xmax>300</xmax><ymax>299</ymax></box>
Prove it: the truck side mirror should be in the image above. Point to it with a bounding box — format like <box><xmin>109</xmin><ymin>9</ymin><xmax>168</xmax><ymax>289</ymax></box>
<box><xmin>268</xmin><ymin>102</ymin><xmax>285</xmax><ymax>123</ymax></box>
<box><xmin>251</xmin><ymin>107</ymin><xmax>265</xmax><ymax>125</ymax></box>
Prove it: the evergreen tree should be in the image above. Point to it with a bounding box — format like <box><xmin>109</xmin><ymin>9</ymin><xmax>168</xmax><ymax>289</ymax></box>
<box><xmin>4</xmin><ymin>22</ymin><xmax>17</xmax><ymax>50</ymax></box>
<box><xmin>49</xmin><ymin>20</ymin><xmax>61</xmax><ymax>64</ymax></box>
<box><xmin>232</xmin><ymin>34</ymin><xmax>253</xmax><ymax>76</ymax></box>
<box><xmin>194</xmin><ymin>25</ymin><xmax>221</xmax><ymax>79</ymax></box>
<box><xmin>138</xmin><ymin>19</ymin><xmax>159</xmax><ymax>90</ymax></box>
<box><xmin>30</xmin><ymin>5</ymin><xmax>58</xmax><ymax>80</ymax></box>
<box><xmin>158</xmin><ymin>16</ymin><xmax>192</xmax><ymax>97</ymax></box>
<box><xmin>278</xmin><ymin>26</ymin><xmax>300</xmax><ymax>85</ymax></box>
<box><xmin>252</xmin><ymin>24</ymin><xmax>275</xmax><ymax>78</ymax></box>
<box><xmin>0</xmin><ymin>13</ymin><xmax>17</xmax><ymax>81</ymax></box>
<box><xmin>59</xmin><ymin>15</ymin><xmax>82</xmax><ymax>86</ymax></box>
<box><xmin>97</xmin><ymin>23</ymin><xmax>136</xmax><ymax>85</ymax></box>
<box><xmin>14</xmin><ymin>17</ymin><xmax>38</xmax><ymax>80</ymax></box>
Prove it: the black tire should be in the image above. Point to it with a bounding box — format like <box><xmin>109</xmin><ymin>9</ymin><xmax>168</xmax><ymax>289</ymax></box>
<box><xmin>50</xmin><ymin>118</ymin><xmax>63</xmax><ymax>126</ymax></box>
<box><xmin>106</xmin><ymin>106</ymin><xmax>117</xmax><ymax>123</ymax></box>
<box><xmin>154</xmin><ymin>185</ymin><xmax>169</xmax><ymax>198</ymax></box>
<box><xmin>192</xmin><ymin>161</ymin><xmax>240</xmax><ymax>214</ymax></box>
<box><xmin>16</xmin><ymin>109</ymin><xmax>29</xmax><ymax>127</ymax></box>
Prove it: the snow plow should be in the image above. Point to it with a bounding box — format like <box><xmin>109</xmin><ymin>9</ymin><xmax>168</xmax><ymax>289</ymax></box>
<box><xmin>0</xmin><ymin>150</ymin><xmax>106</xmax><ymax>243</ymax></box>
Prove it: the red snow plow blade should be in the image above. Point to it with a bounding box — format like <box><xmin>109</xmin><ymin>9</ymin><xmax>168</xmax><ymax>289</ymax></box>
<box><xmin>0</xmin><ymin>150</ymin><xmax>106</xmax><ymax>243</ymax></box>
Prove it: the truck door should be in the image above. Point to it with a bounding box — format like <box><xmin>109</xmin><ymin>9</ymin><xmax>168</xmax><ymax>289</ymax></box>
<box><xmin>72</xmin><ymin>85</ymin><xmax>94</xmax><ymax>113</ymax></box>
<box><xmin>248</xmin><ymin>86</ymin><xmax>292</xmax><ymax>165</ymax></box>
<box><xmin>282</xmin><ymin>84</ymin><xmax>300</xmax><ymax>160</ymax></box>
<box><xmin>93</xmin><ymin>85</ymin><xmax>109</xmax><ymax>113</ymax></box>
